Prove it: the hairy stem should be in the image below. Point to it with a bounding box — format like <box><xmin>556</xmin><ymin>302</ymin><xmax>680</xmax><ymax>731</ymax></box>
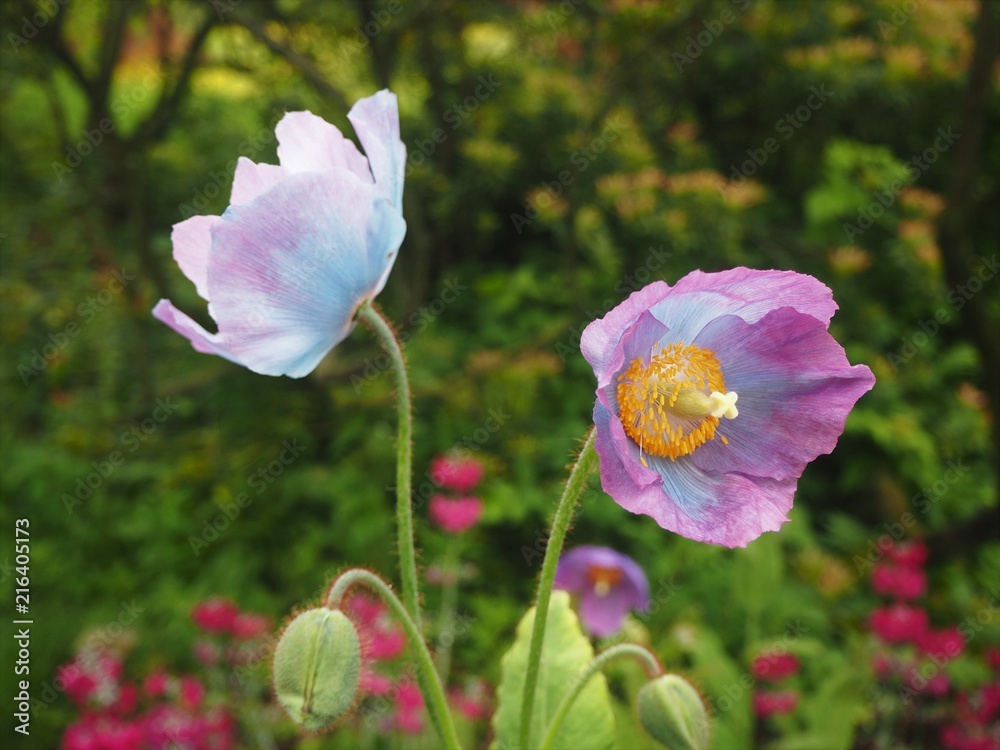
<box><xmin>326</xmin><ymin>569</ymin><xmax>461</xmax><ymax>750</ymax></box>
<box><xmin>519</xmin><ymin>427</ymin><xmax>598</xmax><ymax>748</ymax></box>
<box><xmin>356</xmin><ymin>301</ymin><xmax>421</xmax><ymax>627</ymax></box>
<box><xmin>540</xmin><ymin>643</ymin><xmax>664</xmax><ymax>750</ymax></box>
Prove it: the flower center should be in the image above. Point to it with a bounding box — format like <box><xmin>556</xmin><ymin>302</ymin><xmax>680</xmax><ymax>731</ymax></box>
<box><xmin>616</xmin><ymin>341</ymin><xmax>738</xmax><ymax>462</ymax></box>
<box><xmin>585</xmin><ymin>565</ymin><xmax>623</xmax><ymax>597</ymax></box>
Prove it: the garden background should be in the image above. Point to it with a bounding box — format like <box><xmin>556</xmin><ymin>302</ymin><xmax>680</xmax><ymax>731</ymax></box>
<box><xmin>0</xmin><ymin>0</ymin><xmax>998</xmax><ymax>747</ymax></box>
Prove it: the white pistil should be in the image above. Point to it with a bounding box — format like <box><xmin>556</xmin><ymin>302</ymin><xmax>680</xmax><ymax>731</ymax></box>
<box><xmin>707</xmin><ymin>391</ymin><xmax>739</xmax><ymax>419</ymax></box>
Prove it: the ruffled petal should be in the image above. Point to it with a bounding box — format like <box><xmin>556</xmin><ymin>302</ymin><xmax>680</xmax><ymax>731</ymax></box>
<box><xmin>689</xmin><ymin>308</ymin><xmax>876</xmax><ymax>480</ymax></box>
<box><xmin>206</xmin><ymin>170</ymin><xmax>406</xmax><ymax>378</ymax></box>
<box><xmin>615</xmin><ymin>553</ymin><xmax>651</xmax><ymax>610</ymax></box>
<box><xmin>649</xmin><ymin>268</ymin><xmax>838</xmax><ymax>344</ymax></box>
<box><xmin>348</xmin><ymin>90</ymin><xmax>406</xmax><ymax>209</ymax></box>
<box><xmin>230</xmin><ymin>157</ymin><xmax>287</xmax><ymax>205</ymax></box>
<box><xmin>579</xmin><ymin>587</ymin><xmax>631</xmax><ymax>638</ymax></box>
<box><xmin>170</xmin><ymin>215</ymin><xmax>219</xmax><ymax>300</ymax></box>
<box><xmin>593</xmin><ymin>401</ymin><xmax>662</xmax><ymax>491</ymax></box>
<box><xmin>643</xmin><ymin>454</ymin><xmax>796</xmax><ymax>548</ymax></box>
<box><xmin>596</xmin><ymin>398</ymin><xmax>794</xmax><ymax>547</ymax></box>
<box><xmin>597</xmin><ymin>309</ymin><xmax>670</xmax><ymax>393</ymax></box>
<box><xmin>580</xmin><ymin>282</ymin><xmax>671</xmax><ymax>381</ymax></box>
<box><xmin>275</xmin><ymin>111</ymin><xmax>373</xmax><ymax>185</ymax></box>
<box><xmin>152</xmin><ymin>300</ymin><xmax>242</xmax><ymax>364</ymax></box>
<box><xmin>554</xmin><ymin>547</ymin><xmax>593</xmax><ymax>592</ymax></box>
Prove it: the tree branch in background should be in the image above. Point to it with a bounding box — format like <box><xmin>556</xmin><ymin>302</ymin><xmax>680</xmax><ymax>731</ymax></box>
<box><xmin>930</xmin><ymin>0</ymin><xmax>1000</xmax><ymax>559</ymax></box>
<box><xmin>135</xmin><ymin>10</ymin><xmax>220</xmax><ymax>146</ymax></box>
<box><xmin>935</xmin><ymin>0</ymin><xmax>1000</xmax><ymax>490</ymax></box>
<box><xmin>34</xmin><ymin>1</ymin><xmax>95</xmax><ymax>99</ymax></box>
<box><xmin>232</xmin><ymin>15</ymin><xmax>351</xmax><ymax>114</ymax></box>
<box><xmin>92</xmin><ymin>0</ymin><xmax>131</xmax><ymax>120</ymax></box>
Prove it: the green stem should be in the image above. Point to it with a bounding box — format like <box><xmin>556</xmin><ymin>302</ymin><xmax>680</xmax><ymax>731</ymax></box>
<box><xmin>435</xmin><ymin>539</ymin><xmax>462</xmax><ymax>684</ymax></box>
<box><xmin>518</xmin><ymin>427</ymin><xmax>598</xmax><ymax>748</ymax></box>
<box><xmin>356</xmin><ymin>301</ymin><xmax>420</xmax><ymax>628</ymax></box>
<box><xmin>325</xmin><ymin>569</ymin><xmax>461</xmax><ymax>750</ymax></box>
<box><xmin>539</xmin><ymin>644</ymin><xmax>664</xmax><ymax>750</ymax></box>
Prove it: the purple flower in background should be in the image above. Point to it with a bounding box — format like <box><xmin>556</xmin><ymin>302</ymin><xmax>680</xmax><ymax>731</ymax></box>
<box><xmin>554</xmin><ymin>545</ymin><xmax>649</xmax><ymax>637</ymax></box>
<box><xmin>153</xmin><ymin>90</ymin><xmax>406</xmax><ymax>378</ymax></box>
<box><xmin>581</xmin><ymin>268</ymin><xmax>875</xmax><ymax>548</ymax></box>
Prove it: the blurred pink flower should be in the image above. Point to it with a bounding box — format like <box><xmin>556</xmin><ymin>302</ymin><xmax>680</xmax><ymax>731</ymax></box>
<box><xmin>58</xmin><ymin>654</ymin><xmax>123</xmax><ymax>708</ymax></box>
<box><xmin>871</xmin><ymin>652</ymin><xmax>894</xmax><ymax>681</ymax></box>
<box><xmin>179</xmin><ymin>676</ymin><xmax>205</xmax><ymax>710</ymax></box>
<box><xmin>884</xmin><ymin>539</ymin><xmax>928</xmax><ymax>568</ymax></box>
<box><xmin>62</xmin><ymin>715</ymin><xmax>144</xmax><ymax>750</ymax></box>
<box><xmin>753</xmin><ymin>689</ymin><xmax>799</xmax><ymax>718</ymax></box>
<box><xmin>429</xmin><ymin>495</ymin><xmax>484</xmax><ymax>534</ymax></box>
<box><xmin>986</xmin><ymin>647</ymin><xmax>1000</xmax><ymax>671</ymax></box>
<box><xmin>230</xmin><ymin>612</ymin><xmax>271</xmax><ymax>641</ymax></box>
<box><xmin>917</xmin><ymin>627</ymin><xmax>966</xmax><ymax>663</ymax></box>
<box><xmin>959</xmin><ymin>679</ymin><xmax>1000</xmax><ymax>725</ymax></box>
<box><xmin>750</xmin><ymin>652</ymin><xmax>800</xmax><ymax>682</ymax></box>
<box><xmin>191</xmin><ymin>598</ymin><xmax>239</xmax><ymax>633</ymax></box>
<box><xmin>394</xmin><ymin>682</ymin><xmax>425</xmax><ymax>734</ymax></box>
<box><xmin>449</xmin><ymin>678</ymin><xmax>493</xmax><ymax>722</ymax></box>
<box><xmin>902</xmin><ymin>663</ymin><xmax>951</xmax><ymax>696</ymax></box>
<box><xmin>941</xmin><ymin>724</ymin><xmax>1000</xmax><ymax>750</ymax></box>
<box><xmin>872</xmin><ymin>562</ymin><xmax>927</xmax><ymax>599</ymax></box>
<box><xmin>430</xmin><ymin>454</ymin><xmax>484</xmax><ymax>492</ymax></box>
<box><xmin>869</xmin><ymin>604</ymin><xmax>929</xmax><ymax>644</ymax></box>
<box><xmin>143</xmin><ymin>670</ymin><xmax>170</xmax><ymax>699</ymax></box>
<box><xmin>193</xmin><ymin>640</ymin><xmax>221</xmax><ymax>667</ymax></box>
<box><xmin>111</xmin><ymin>683</ymin><xmax>139</xmax><ymax>716</ymax></box>
<box><xmin>871</xmin><ymin>561</ymin><xmax>927</xmax><ymax>600</ymax></box>
<box><xmin>344</xmin><ymin>593</ymin><xmax>407</xmax><ymax>661</ymax></box>
<box><xmin>360</xmin><ymin>667</ymin><xmax>393</xmax><ymax>696</ymax></box>
<box><xmin>59</xmin><ymin>663</ymin><xmax>98</xmax><ymax>706</ymax></box>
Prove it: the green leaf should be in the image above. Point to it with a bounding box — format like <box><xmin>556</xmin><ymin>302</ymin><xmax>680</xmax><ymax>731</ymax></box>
<box><xmin>490</xmin><ymin>591</ymin><xmax>616</xmax><ymax>750</ymax></box>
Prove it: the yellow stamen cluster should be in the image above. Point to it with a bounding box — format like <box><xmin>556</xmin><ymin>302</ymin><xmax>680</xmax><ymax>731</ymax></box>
<box><xmin>616</xmin><ymin>342</ymin><xmax>738</xmax><ymax>462</ymax></box>
<box><xmin>585</xmin><ymin>565</ymin><xmax>623</xmax><ymax>598</ymax></box>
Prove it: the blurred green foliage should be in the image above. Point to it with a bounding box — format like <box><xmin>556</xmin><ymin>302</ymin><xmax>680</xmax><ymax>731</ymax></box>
<box><xmin>0</xmin><ymin>0</ymin><xmax>997</xmax><ymax>747</ymax></box>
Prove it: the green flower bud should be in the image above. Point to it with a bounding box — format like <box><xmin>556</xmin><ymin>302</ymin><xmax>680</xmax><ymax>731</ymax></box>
<box><xmin>637</xmin><ymin>674</ymin><xmax>709</xmax><ymax>750</ymax></box>
<box><xmin>272</xmin><ymin>608</ymin><xmax>361</xmax><ymax>732</ymax></box>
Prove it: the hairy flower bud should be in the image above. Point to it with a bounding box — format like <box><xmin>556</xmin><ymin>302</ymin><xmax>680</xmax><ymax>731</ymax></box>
<box><xmin>272</xmin><ymin>608</ymin><xmax>361</xmax><ymax>731</ymax></box>
<box><xmin>637</xmin><ymin>674</ymin><xmax>709</xmax><ymax>750</ymax></box>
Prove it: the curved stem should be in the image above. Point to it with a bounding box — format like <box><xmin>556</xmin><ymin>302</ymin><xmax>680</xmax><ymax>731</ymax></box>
<box><xmin>540</xmin><ymin>644</ymin><xmax>664</xmax><ymax>750</ymax></box>
<box><xmin>519</xmin><ymin>427</ymin><xmax>598</xmax><ymax>748</ymax></box>
<box><xmin>325</xmin><ymin>570</ymin><xmax>461</xmax><ymax>750</ymax></box>
<box><xmin>355</xmin><ymin>301</ymin><xmax>420</xmax><ymax>627</ymax></box>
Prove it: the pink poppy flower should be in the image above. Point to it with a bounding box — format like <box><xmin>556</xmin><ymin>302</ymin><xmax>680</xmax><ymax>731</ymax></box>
<box><xmin>154</xmin><ymin>91</ymin><xmax>406</xmax><ymax>378</ymax></box>
<box><xmin>428</xmin><ymin>495</ymin><xmax>484</xmax><ymax>534</ymax></box>
<box><xmin>581</xmin><ymin>269</ymin><xmax>874</xmax><ymax>547</ymax></box>
<box><xmin>554</xmin><ymin>545</ymin><xmax>650</xmax><ymax>637</ymax></box>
